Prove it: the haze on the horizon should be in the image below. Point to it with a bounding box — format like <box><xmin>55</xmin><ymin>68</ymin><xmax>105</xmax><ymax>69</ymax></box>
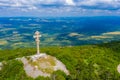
<box><xmin>0</xmin><ymin>0</ymin><xmax>120</xmax><ymax>17</ymax></box>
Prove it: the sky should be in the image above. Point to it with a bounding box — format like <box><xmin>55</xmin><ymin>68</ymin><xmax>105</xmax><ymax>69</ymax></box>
<box><xmin>0</xmin><ymin>0</ymin><xmax>120</xmax><ymax>17</ymax></box>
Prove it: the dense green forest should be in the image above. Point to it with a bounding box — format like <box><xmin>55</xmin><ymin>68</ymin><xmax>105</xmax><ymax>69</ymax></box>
<box><xmin>0</xmin><ymin>41</ymin><xmax>120</xmax><ymax>80</ymax></box>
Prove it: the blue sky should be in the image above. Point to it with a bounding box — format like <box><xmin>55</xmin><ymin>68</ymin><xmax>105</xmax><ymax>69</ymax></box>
<box><xmin>0</xmin><ymin>0</ymin><xmax>120</xmax><ymax>17</ymax></box>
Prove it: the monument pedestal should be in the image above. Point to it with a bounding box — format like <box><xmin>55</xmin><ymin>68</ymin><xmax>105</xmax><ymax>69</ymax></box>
<box><xmin>31</xmin><ymin>53</ymin><xmax>46</xmax><ymax>61</ymax></box>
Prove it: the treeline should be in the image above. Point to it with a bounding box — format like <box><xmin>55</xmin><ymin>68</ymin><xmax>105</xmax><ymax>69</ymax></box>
<box><xmin>0</xmin><ymin>41</ymin><xmax>120</xmax><ymax>80</ymax></box>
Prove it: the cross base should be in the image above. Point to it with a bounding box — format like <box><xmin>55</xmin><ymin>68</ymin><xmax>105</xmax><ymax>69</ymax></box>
<box><xmin>31</xmin><ymin>53</ymin><xmax>46</xmax><ymax>61</ymax></box>
<box><xmin>36</xmin><ymin>53</ymin><xmax>40</xmax><ymax>55</ymax></box>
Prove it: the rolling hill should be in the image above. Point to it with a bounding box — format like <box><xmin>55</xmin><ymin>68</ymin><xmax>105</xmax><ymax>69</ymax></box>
<box><xmin>0</xmin><ymin>41</ymin><xmax>120</xmax><ymax>80</ymax></box>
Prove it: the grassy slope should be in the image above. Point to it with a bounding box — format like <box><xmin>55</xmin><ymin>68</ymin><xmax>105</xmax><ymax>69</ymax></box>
<box><xmin>0</xmin><ymin>41</ymin><xmax>120</xmax><ymax>80</ymax></box>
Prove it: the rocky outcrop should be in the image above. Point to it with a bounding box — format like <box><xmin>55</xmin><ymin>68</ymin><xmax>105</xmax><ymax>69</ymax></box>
<box><xmin>19</xmin><ymin>53</ymin><xmax>69</xmax><ymax>78</ymax></box>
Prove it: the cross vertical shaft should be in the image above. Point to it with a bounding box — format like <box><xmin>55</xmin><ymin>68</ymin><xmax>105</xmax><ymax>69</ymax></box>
<box><xmin>36</xmin><ymin>36</ymin><xmax>40</xmax><ymax>54</ymax></box>
<box><xmin>33</xmin><ymin>31</ymin><xmax>41</xmax><ymax>55</ymax></box>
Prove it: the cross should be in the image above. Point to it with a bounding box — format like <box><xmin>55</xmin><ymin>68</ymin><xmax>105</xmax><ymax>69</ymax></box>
<box><xmin>33</xmin><ymin>31</ymin><xmax>41</xmax><ymax>55</ymax></box>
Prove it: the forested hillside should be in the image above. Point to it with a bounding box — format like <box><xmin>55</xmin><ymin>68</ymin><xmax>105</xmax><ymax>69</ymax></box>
<box><xmin>0</xmin><ymin>41</ymin><xmax>120</xmax><ymax>80</ymax></box>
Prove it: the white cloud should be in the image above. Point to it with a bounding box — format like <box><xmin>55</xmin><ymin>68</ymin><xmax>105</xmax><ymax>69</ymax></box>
<box><xmin>76</xmin><ymin>0</ymin><xmax>120</xmax><ymax>7</ymax></box>
<box><xmin>11</xmin><ymin>2</ymin><xmax>22</xmax><ymax>7</ymax></box>
<box><xmin>65</xmin><ymin>0</ymin><xmax>75</xmax><ymax>5</ymax></box>
<box><xmin>0</xmin><ymin>0</ymin><xmax>120</xmax><ymax>16</ymax></box>
<box><xmin>0</xmin><ymin>0</ymin><xmax>120</xmax><ymax>9</ymax></box>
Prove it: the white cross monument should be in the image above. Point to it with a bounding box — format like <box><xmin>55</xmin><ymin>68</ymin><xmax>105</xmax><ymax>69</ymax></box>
<box><xmin>33</xmin><ymin>31</ymin><xmax>41</xmax><ymax>55</ymax></box>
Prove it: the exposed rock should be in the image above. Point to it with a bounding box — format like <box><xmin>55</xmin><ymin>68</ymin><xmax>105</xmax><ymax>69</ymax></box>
<box><xmin>19</xmin><ymin>53</ymin><xmax>69</xmax><ymax>78</ymax></box>
<box><xmin>117</xmin><ymin>64</ymin><xmax>120</xmax><ymax>73</ymax></box>
<box><xmin>0</xmin><ymin>62</ymin><xmax>3</xmax><ymax>70</ymax></box>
